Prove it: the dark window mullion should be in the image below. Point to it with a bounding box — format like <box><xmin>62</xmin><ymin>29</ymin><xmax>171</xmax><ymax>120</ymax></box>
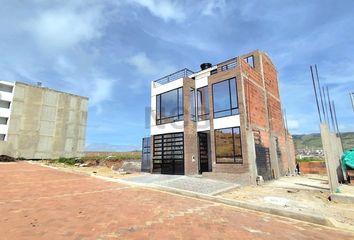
<box><xmin>228</xmin><ymin>80</ymin><xmax>232</xmax><ymax>112</ymax></box>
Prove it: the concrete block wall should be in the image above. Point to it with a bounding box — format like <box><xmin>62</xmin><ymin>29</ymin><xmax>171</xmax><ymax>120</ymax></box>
<box><xmin>0</xmin><ymin>82</ymin><xmax>88</xmax><ymax>159</ymax></box>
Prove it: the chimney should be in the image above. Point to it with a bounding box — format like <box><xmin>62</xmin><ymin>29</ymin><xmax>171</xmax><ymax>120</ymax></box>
<box><xmin>200</xmin><ymin>63</ymin><xmax>212</xmax><ymax>71</ymax></box>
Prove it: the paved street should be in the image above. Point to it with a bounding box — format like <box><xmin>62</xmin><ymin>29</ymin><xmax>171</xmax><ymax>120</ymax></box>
<box><xmin>1</xmin><ymin>162</ymin><xmax>353</xmax><ymax>240</ymax></box>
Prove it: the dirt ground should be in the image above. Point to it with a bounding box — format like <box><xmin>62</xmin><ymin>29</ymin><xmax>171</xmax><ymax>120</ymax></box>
<box><xmin>37</xmin><ymin>160</ymin><xmax>142</xmax><ymax>179</ymax></box>
<box><xmin>221</xmin><ymin>174</ymin><xmax>354</xmax><ymax>229</ymax></box>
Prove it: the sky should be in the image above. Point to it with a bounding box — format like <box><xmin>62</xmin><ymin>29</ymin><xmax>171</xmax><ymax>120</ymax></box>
<box><xmin>0</xmin><ymin>0</ymin><xmax>353</xmax><ymax>151</ymax></box>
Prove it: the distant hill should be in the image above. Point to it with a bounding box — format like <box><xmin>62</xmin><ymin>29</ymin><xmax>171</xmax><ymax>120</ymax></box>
<box><xmin>293</xmin><ymin>132</ymin><xmax>354</xmax><ymax>151</ymax></box>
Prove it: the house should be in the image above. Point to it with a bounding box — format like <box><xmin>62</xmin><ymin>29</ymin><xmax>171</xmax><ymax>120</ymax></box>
<box><xmin>0</xmin><ymin>81</ymin><xmax>88</xmax><ymax>159</ymax></box>
<box><xmin>149</xmin><ymin>50</ymin><xmax>296</xmax><ymax>184</ymax></box>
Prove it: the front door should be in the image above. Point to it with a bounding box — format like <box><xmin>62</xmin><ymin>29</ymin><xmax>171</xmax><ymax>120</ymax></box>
<box><xmin>198</xmin><ymin>132</ymin><xmax>209</xmax><ymax>174</ymax></box>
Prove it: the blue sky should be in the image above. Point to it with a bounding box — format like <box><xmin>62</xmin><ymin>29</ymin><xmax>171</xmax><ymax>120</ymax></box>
<box><xmin>0</xmin><ymin>0</ymin><xmax>353</xmax><ymax>151</ymax></box>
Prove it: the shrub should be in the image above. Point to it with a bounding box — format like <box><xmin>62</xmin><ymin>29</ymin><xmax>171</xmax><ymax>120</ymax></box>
<box><xmin>57</xmin><ymin>157</ymin><xmax>76</xmax><ymax>165</ymax></box>
<box><xmin>296</xmin><ymin>157</ymin><xmax>324</xmax><ymax>163</ymax></box>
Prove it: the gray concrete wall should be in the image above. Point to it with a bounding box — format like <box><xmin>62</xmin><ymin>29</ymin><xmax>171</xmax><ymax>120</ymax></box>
<box><xmin>0</xmin><ymin>82</ymin><xmax>88</xmax><ymax>159</ymax></box>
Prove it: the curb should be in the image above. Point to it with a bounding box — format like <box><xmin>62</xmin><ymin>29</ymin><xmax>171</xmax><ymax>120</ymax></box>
<box><xmin>330</xmin><ymin>193</ymin><xmax>354</xmax><ymax>204</ymax></box>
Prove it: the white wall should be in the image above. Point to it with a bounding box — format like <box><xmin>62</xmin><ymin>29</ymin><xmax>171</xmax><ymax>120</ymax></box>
<box><xmin>0</xmin><ymin>81</ymin><xmax>15</xmax><ymax>140</ymax></box>
<box><xmin>213</xmin><ymin>115</ymin><xmax>240</xmax><ymax>130</ymax></box>
<box><xmin>197</xmin><ymin>120</ymin><xmax>210</xmax><ymax>131</ymax></box>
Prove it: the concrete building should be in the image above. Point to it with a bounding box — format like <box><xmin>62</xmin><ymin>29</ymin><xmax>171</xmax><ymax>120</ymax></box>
<box><xmin>0</xmin><ymin>81</ymin><xmax>88</xmax><ymax>159</ymax></box>
<box><xmin>150</xmin><ymin>50</ymin><xmax>296</xmax><ymax>184</ymax></box>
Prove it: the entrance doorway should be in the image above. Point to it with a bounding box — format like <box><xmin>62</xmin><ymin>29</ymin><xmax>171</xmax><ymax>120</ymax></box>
<box><xmin>198</xmin><ymin>132</ymin><xmax>210</xmax><ymax>174</ymax></box>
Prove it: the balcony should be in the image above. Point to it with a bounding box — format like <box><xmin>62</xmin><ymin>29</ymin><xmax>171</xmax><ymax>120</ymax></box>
<box><xmin>154</xmin><ymin>68</ymin><xmax>194</xmax><ymax>87</ymax></box>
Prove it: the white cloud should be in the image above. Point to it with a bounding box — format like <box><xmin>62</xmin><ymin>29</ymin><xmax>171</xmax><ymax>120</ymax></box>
<box><xmin>128</xmin><ymin>52</ymin><xmax>175</xmax><ymax>76</ymax></box>
<box><xmin>129</xmin><ymin>0</ymin><xmax>185</xmax><ymax>22</ymax></box>
<box><xmin>202</xmin><ymin>0</ymin><xmax>226</xmax><ymax>16</ymax></box>
<box><xmin>24</xmin><ymin>3</ymin><xmax>105</xmax><ymax>51</ymax></box>
<box><xmin>127</xmin><ymin>52</ymin><xmax>175</xmax><ymax>91</ymax></box>
<box><xmin>90</xmin><ymin>77</ymin><xmax>115</xmax><ymax>110</ymax></box>
<box><xmin>287</xmin><ymin>119</ymin><xmax>300</xmax><ymax>130</ymax></box>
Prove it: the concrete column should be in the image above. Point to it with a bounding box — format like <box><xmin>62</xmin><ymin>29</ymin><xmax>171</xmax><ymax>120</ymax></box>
<box><xmin>269</xmin><ymin>134</ymin><xmax>280</xmax><ymax>179</ymax></box>
<box><xmin>330</xmin><ymin>133</ymin><xmax>344</xmax><ymax>182</ymax></box>
<box><xmin>320</xmin><ymin>123</ymin><xmax>339</xmax><ymax>192</ymax></box>
<box><xmin>246</xmin><ymin>130</ymin><xmax>257</xmax><ymax>183</ymax></box>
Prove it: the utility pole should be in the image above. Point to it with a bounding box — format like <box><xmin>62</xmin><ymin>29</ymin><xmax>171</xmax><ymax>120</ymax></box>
<box><xmin>350</xmin><ymin>92</ymin><xmax>354</xmax><ymax>112</ymax></box>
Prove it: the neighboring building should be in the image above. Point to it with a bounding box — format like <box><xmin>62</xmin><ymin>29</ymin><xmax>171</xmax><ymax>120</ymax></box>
<box><xmin>0</xmin><ymin>81</ymin><xmax>88</xmax><ymax>159</ymax></box>
<box><xmin>150</xmin><ymin>50</ymin><xmax>296</xmax><ymax>184</ymax></box>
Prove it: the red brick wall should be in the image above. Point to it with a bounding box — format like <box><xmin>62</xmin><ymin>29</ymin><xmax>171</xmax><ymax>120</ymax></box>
<box><xmin>299</xmin><ymin>161</ymin><xmax>327</xmax><ymax>175</ymax></box>
<box><xmin>241</xmin><ymin>51</ymin><xmax>295</xmax><ymax>177</ymax></box>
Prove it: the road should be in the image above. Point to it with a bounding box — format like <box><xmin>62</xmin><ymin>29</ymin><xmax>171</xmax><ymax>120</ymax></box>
<box><xmin>0</xmin><ymin>162</ymin><xmax>353</xmax><ymax>239</ymax></box>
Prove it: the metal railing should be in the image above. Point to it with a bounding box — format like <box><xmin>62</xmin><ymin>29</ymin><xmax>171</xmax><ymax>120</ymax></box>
<box><xmin>220</xmin><ymin>60</ymin><xmax>237</xmax><ymax>72</ymax></box>
<box><xmin>154</xmin><ymin>68</ymin><xmax>194</xmax><ymax>85</ymax></box>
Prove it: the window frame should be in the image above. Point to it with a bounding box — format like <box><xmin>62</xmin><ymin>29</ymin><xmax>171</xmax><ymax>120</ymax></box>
<box><xmin>156</xmin><ymin>87</ymin><xmax>184</xmax><ymax>125</ymax></box>
<box><xmin>212</xmin><ymin>78</ymin><xmax>239</xmax><ymax>119</ymax></box>
<box><xmin>214</xmin><ymin>126</ymin><xmax>243</xmax><ymax>164</ymax></box>
<box><xmin>244</xmin><ymin>55</ymin><xmax>255</xmax><ymax>68</ymax></box>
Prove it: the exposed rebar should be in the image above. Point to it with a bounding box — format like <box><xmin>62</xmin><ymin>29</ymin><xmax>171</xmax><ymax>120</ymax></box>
<box><xmin>310</xmin><ymin>65</ymin><xmax>322</xmax><ymax>123</ymax></box>
<box><xmin>315</xmin><ymin>65</ymin><xmax>326</xmax><ymax>123</ymax></box>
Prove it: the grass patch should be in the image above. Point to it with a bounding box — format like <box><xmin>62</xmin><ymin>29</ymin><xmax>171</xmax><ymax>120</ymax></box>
<box><xmin>296</xmin><ymin>157</ymin><xmax>325</xmax><ymax>163</ymax></box>
<box><xmin>82</xmin><ymin>151</ymin><xmax>141</xmax><ymax>162</ymax></box>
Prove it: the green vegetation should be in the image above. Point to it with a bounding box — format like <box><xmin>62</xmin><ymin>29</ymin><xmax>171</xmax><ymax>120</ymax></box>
<box><xmin>293</xmin><ymin>132</ymin><xmax>354</xmax><ymax>151</ymax></box>
<box><xmin>296</xmin><ymin>157</ymin><xmax>324</xmax><ymax>163</ymax></box>
<box><xmin>82</xmin><ymin>151</ymin><xmax>141</xmax><ymax>162</ymax></box>
<box><xmin>49</xmin><ymin>151</ymin><xmax>142</xmax><ymax>166</ymax></box>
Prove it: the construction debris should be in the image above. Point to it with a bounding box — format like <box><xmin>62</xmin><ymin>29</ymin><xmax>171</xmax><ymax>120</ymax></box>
<box><xmin>0</xmin><ymin>155</ymin><xmax>15</xmax><ymax>162</ymax></box>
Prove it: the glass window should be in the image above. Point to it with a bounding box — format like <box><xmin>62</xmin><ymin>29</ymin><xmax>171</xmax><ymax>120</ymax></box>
<box><xmin>156</xmin><ymin>87</ymin><xmax>183</xmax><ymax>125</ymax></box>
<box><xmin>244</xmin><ymin>55</ymin><xmax>255</xmax><ymax>68</ymax></box>
<box><xmin>0</xmin><ymin>117</ymin><xmax>8</xmax><ymax>125</ymax></box>
<box><xmin>212</xmin><ymin>78</ymin><xmax>239</xmax><ymax>118</ymax></box>
<box><xmin>215</xmin><ymin>127</ymin><xmax>242</xmax><ymax>164</ymax></box>
<box><xmin>190</xmin><ymin>88</ymin><xmax>196</xmax><ymax>121</ymax></box>
<box><xmin>0</xmin><ymin>100</ymin><xmax>11</xmax><ymax>109</ymax></box>
<box><xmin>0</xmin><ymin>84</ymin><xmax>13</xmax><ymax>93</ymax></box>
<box><xmin>197</xmin><ymin>86</ymin><xmax>209</xmax><ymax>121</ymax></box>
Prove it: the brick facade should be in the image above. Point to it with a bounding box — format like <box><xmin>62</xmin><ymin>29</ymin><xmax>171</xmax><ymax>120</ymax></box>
<box><xmin>150</xmin><ymin>50</ymin><xmax>296</xmax><ymax>183</ymax></box>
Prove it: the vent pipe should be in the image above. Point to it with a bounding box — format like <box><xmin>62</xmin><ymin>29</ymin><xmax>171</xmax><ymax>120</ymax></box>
<box><xmin>200</xmin><ymin>63</ymin><xmax>212</xmax><ymax>70</ymax></box>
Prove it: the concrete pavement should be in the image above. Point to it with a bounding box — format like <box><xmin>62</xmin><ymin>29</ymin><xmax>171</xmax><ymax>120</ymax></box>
<box><xmin>1</xmin><ymin>162</ymin><xmax>353</xmax><ymax>240</ymax></box>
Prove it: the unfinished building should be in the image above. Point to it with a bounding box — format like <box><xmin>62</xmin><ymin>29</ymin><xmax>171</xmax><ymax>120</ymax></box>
<box><xmin>149</xmin><ymin>50</ymin><xmax>296</xmax><ymax>184</ymax></box>
<box><xmin>0</xmin><ymin>81</ymin><xmax>88</xmax><ymax>159</ymax></box>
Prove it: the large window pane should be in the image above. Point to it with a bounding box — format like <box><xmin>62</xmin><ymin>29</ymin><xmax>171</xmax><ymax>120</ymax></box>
<box><xmin>156</xmin><ymin>87</ymin><xmax>183</xmax><ymax>125</ymax></box>
<box><xmin>215</xmin><ymin>128</ymin><xmax>234</xmax><ymax>163</ymax></box>
<box><xmin>197</xmin><ymin>86</ymin><xmax>209</xmax><ymax>120</ymax></box>
<box><xmin>212</xmin><ymin>78</ymin><xmax>239</xmax><ymax>118</ymax></box>
<box><xmin>215</xmin><ymin>127</ymin><xmax>242</xmax><ymax>164</ymax></box>
<box><xmin>161</xmin><ymin>90</ymin><xmax>178</xmax><ymax>118</ymax></box>
<box><xmin>213</xmin><ymin>80</ymin><xmax>230</xmax><ymax>114</ymax></box>
<box><xmin>230</xmin><ymin>79</ymin><xmax>238</xmax><ymax>109</ymax></box>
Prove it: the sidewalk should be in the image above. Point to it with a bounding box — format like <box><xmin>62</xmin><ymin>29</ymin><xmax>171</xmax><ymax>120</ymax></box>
<box><xmin>118</xmin><ymin>174</ymin><xmax>240</xmax><ymax>195</ymax></box>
